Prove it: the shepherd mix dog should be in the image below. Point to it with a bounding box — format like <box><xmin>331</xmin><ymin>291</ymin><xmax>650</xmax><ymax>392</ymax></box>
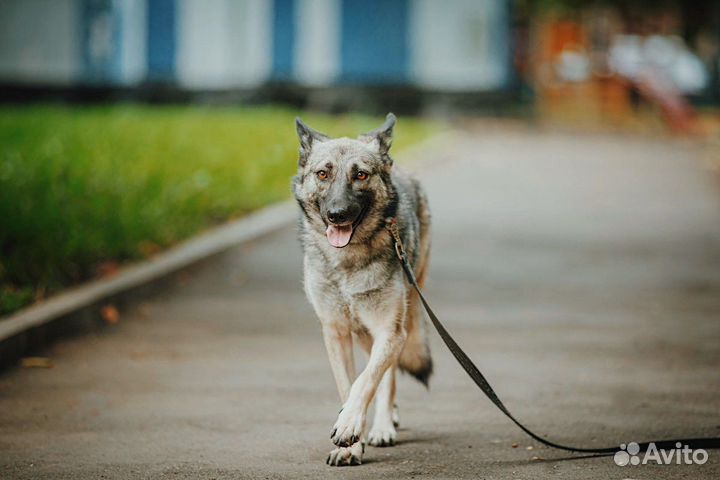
<box><xmin>293</xmin><ymin>114</ymin><xmax>433</xmax><ymax>466</ymax></box>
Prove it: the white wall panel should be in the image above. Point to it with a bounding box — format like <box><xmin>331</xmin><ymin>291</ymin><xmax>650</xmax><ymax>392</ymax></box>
<box><xmin>0</xmin><ymin>0</ymin><xmax>81</xmax><ymax>84</ymax></box>
<box><xmin>295</xmin><ymin>0</ymin><xmax>340</xmax><ymax>86</ymax></box>
<box><xmin>118</xmin><ymin>0</ymin><xmax>147</xmax><ymax>85</ymax></box>
<box><xmin>176</xmin><ymin>0</ymin><xmax>272</xmax><ymax>89</ymax></box>
<box><xmin>410</xmin><ymin>0</ymin><xmax>510</xmax><ymax>91</ymax></box>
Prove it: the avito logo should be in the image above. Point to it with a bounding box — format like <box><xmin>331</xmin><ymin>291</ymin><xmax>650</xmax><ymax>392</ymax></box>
<box><xmin>614</xmin><ymin>442</ymin><xmax>708</xmax><ymax>466</ymax></box>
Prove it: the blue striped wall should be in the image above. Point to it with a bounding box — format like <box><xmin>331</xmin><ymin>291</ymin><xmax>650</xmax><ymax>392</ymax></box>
<box><xmin>496</xmin><ymin>0</ymin><xmax>513</xmax><ymax>85</ymax></box>
<box><xmin>146</xmin><ymin>0</ymin><xmax>176</xmax><ymax>81</ymax></box>
<box><xmin>0</xmin><ymin>0</ymin><xmax>513</xmax><ymax>90</ymax></box>
<box><xmin>340</xmin><ymin>0</ymin><xmax>409</xmax><ymax>84</ymax></box>
<box><xmin>272</xmin><ymin>0</ymin><xmax>296</xmax><ymax>80</ymax></box>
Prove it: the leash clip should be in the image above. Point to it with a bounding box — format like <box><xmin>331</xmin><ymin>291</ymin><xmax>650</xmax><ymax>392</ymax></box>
<box><xmin>386</xmin><ymin>217</ymin><xmax>407</xmax><ymax>262</ymax></box>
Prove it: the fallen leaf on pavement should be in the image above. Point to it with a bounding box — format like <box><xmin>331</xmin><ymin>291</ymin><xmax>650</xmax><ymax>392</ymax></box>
<box><xmin>21</xmin><ymin>357</ymin><xmax>53</xmax><ymax>368</ymax></box>
<box><xmin>101</xmin><ymin>304</ymin><xmax>120</xmax><ymax>324</ymax></box>
<box><xmin>97</xmin><ymin>261</ymin><xmax>119</xmax><ymax>278</ymax></box>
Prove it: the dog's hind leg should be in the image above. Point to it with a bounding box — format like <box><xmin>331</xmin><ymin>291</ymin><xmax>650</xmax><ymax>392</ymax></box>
<box><xmin>397</xmin><ymin>223</ymin><xmax>433</xmax><ymax>386</ymax></box>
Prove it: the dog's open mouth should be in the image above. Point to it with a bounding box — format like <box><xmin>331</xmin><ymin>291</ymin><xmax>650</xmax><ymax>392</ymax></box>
<box><xmin>326</xmin><ymin>208</ymin><xmax>366</xmax><ymax>248</ymax></box>
<box><xmin>326</xmin><ymin>224</ymin><xmax>353</xmax><ymax>248</ymax></box>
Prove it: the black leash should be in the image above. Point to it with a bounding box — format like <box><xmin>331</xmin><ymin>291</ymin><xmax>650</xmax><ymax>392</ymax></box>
<box><xmin>386</xmin><ymin>218</ymin><xmax>720</xmax><ymax>455</ymax></box>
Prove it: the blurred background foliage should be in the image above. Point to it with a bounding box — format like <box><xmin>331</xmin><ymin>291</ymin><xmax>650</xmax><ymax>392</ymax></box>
<box><xmin>0</xmin><ymin>106</ymin><xmax>434</xmax><ymax>314</ymax></box>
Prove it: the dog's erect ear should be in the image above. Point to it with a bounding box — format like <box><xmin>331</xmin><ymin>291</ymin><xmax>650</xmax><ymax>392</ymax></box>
<box><xmin>296</xmin><ymin>117</ymin><xmax>329</xmax><ymax>167</ymax></box>
<box><xmin>360</xmin><ymin>113</ymin><xmax>396</xmax><ymax>158</ymax></box>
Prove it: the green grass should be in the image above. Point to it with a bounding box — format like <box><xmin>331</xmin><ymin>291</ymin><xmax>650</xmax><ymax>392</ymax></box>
<box><xmin>0</xmin><ymin>105</ymin><xmax>434</xmax><ymax>315</ymax></box>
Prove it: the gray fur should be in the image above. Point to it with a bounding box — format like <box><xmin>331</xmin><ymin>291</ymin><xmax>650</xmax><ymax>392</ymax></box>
<box><xmin>293</xmin><ymin>114</ymin><xmax>433</xmax><ymax>463</ymax></box>
<box><xmin>293</xmin><ymin>113</ymin><xmax>433</xmax><ymax>385</ymax></box>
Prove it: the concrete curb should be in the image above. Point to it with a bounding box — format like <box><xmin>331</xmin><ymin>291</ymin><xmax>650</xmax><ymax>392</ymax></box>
<box><xmin>0</xmin><ymin>201</ymin><xmax>295</xmax><ymax>342</ymax></box>
<box><xmin>0</xmin><ymin>201</ymin><xmax>295</xmax><ymax>368</ymax></box>
<box><xmin>0</xmin><ymin>130</ymin><xmax>455</xmax><ymax>368</ymax></box>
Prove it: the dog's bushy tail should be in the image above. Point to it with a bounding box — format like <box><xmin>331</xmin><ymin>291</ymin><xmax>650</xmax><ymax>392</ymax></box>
<box><xmin>398</xmin><ymin>321</ymin><xmax>433</xmax><ymax>386</ymax></box>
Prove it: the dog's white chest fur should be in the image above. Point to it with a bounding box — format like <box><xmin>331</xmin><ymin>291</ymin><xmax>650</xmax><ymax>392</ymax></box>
<box><xmin>304</xmin><ymin>247</ymin><xmax>404</xmax><ymax>330</ymax></box>
<box><xmin>338</xmin><ymin>260</ymin><xmax>393</xmax><ymax>297</ymax></box>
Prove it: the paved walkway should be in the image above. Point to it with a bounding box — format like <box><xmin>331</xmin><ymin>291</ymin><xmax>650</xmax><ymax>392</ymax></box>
<box><xmin>2</xmin><ymin>130</ymin><xmax>720</xmax><ymax>479</ymax></box>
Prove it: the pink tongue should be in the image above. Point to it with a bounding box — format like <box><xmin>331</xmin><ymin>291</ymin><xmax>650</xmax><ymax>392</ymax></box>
<box><xmin>326</xmin><ymin>224</ymin><xmax>353</xmax><ymax>248</ymax></box>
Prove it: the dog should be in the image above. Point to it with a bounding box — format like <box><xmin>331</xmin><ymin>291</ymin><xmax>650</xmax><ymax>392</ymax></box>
<box><xmin>292</xmin><ymin>113</ymin><xmax>433</xmax><ymax>466</ymax></box>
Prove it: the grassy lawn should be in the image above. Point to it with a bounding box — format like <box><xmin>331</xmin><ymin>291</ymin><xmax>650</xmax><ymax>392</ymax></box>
<box><xmin>0</xmin><ymin>105</ymin><xmax>435</xmax><ymax>315</ymax></box>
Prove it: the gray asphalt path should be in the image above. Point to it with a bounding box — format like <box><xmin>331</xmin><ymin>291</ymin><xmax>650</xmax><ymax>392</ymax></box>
<box><xmin>2</xmin><ymin>130</ymin><xmax>720</xmax><ymax>479</ymax></box>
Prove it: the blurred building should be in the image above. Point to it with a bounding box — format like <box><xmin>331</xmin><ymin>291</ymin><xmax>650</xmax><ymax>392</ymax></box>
<box><xmin>524</xmin><ymin>1</ymin><xmax>720</xmax><ymax>132</ymax></box>
<box><xmin>5</xmin><ymin>0</ymin><xmax>716</xmax><ymax>121</ymax></box>
<box><xmin>0</xmin><ymin>0</ymin><xmax>513</xmax><ymax>97</ymax></box>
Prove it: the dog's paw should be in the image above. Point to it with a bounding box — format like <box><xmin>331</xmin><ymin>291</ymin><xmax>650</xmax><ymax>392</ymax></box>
<box><xmin>330</xmin><ymin>406</ymin><xmax>365</xmax><ymax>447</ymax></box>
<box><xmin>326</xmin><ymin>442</ymin><xmax>364</xmax><ymax>467</ymax></box>
<box><xmin>392</xmin><ymin>404</ymin><xmax>400</xmax><ymax>428</ymax></box>
<box><xmin>368</xmin><ymin>424</ymin><xmax>397</xmax><ymax>447</ymax></box>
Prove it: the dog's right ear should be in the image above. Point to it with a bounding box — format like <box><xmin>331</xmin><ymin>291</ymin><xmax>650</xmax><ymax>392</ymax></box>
<box><xmin>296</xmin><ymin>118</ymin><xmax>329</xmax><ymax>167</ymax></box>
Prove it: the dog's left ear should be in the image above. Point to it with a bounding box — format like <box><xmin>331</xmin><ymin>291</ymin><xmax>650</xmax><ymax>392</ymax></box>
<box><xmin>360</xmin><ymin>113</ymin><xmax>396</xmax><ymax>159</ymax></box>
<box><xmin>296</xmin><ymin>117</ymin><xmax>329</xmax><ymax>167</ymax></box>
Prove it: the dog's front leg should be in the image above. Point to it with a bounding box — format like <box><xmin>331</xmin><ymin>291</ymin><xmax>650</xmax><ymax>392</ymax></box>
<box><xmin>368</xmin><ymin>365</ymin><xmax>397</xmax><ymax>446</ymax></box>
<box><xmin>321</xmin><ymin>322</ymin><xmax>355</xmax><ymax>403</ymax></box>
<box><xmin>321</xmin><ymin>322</ymin><xmax>366</xmax><ymax>466</ymax></box>
<box><xmin>330</xmin><ymin>296</ymin><xmax>406</xmax><ymax>448</ymax></box>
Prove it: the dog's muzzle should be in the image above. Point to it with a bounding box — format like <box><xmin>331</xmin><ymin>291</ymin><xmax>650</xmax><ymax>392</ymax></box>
<box><xmin>324</xmin><ymin>206</ymin><xmax>364</xmax><ymax>248</ymax></box>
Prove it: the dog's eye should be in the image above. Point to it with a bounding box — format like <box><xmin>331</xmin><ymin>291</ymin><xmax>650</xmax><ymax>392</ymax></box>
<box><xmin>317</xmin><ymin>170</ymin><xmax>328</xmax><ymax>181</ymax></box>
<box><xmin>355</xmin><ymin>171</ymin><xmax>369</xmax><ymax>181</ymax></box>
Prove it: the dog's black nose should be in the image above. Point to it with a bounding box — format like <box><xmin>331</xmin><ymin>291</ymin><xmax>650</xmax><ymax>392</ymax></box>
<box><xmin>327</xmin><ymin>208</ymin><xmax>351</xmax><ymax>224</ymax></box>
